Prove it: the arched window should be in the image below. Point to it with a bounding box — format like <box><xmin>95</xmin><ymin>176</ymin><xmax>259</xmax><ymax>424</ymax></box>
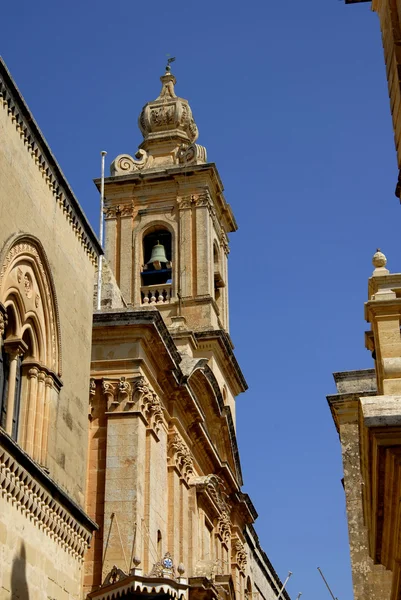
<box><xmin>141</xmin><ymin>228</ymin><xmax>172</xmax><ymax>304</ymax></box>
<box><xmin>157</xmin><ymin>530</ymin><xmax>162</xmax><ymax>558</ymax></box>
<box><xmin>0</xmin><ymin>235</ymin><xmax>61</xmax><ymax>464</ymax></box>
<box><xmin>213</xmin><ymin>240</ymin><xmax>224</xmax><ymax>302</ymax></box>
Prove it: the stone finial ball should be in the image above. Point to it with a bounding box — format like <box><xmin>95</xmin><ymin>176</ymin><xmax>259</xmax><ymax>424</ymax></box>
<box><xmin>372</xmin><ymin>249</ymin><xmax>387</xmax><ymax>268</ymax></box>
<box><xmin>132</xmin><ymin>556</ymin><xmax>141</xmax><ymax>567</ymax></box>
<box><xmin>177</xmin><ymin>563</ymin><xmax>185</xmax><ymax>575</ymax></box>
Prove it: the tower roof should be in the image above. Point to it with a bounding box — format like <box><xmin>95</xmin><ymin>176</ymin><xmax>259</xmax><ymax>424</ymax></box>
<box><xmin>111</xmin><ymin>66</ymin><xmax>207</xmax><ymax>175</ymax></box>
<box><xmin>138</xmin><ymin>68</ymin><xmax>199</xmax><ymax>149</ymax></box>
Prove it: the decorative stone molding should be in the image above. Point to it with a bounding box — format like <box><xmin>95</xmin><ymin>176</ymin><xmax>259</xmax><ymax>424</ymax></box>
<box><xmin>0</xmin><ymin>437</ymin><xmax>94</xmax><ymax>560</ymax></box>
<box><xmin>133</xmin><ymin>377</ymin><xmax>164</xmax><ymax>431</ymax></box>
<box><xmin>90</xmin><ymin>566</ymin><xmax>188</xmax><ymax>600</ymax></box>
<box><xmin>138</xmin><ymin>72</ymin><xmax>198</xmax><ymax>146</ymax></box>
<box><xmin>189</xmin><ymin>474</ymin><xmax>229</xmax><ymax>515</ymax></box>
<box><xmin>100</xmin><ymin>376</ymin><xmax>164</xmax><ymax>431</ymax></box>
<box><xmin>0</xmin><ymin>69</ymin><xmax>100</xmax><ymax>265</ymax></box>
<box><xmin>104</xmin><ymin>203</ymin><xmax>134</xmax><ymax>219</ymax></box>
<box><xmin>232</xmin><ymin>537</ymin><xmax>247</xmax><ymax>571</ymax></box>
<box><xmin>177</xmin><ymin>143</ymin><xmax>207</xmax><ymax>166</ymax></box>
<box><xmin>110</xmin><ymin>151</ymin><xmax>153</xmax><ymax>176</ymax></box>
<box><xmin>217</xmin><ymin>512</ymin><xmax>231</xmax><ymax>545</ymax></box>
<box><xmin>0</xmin><ymin>236</ymin><xmax>62</xmax><ymax>376</ymax></box>
<box><xmin>168</xmin><ymin>432</ymin><xmax>194</xmax><ymax>482</ymax></box>
<box><xmin>148</xmin><ymin>552</ymin><xmax>177</xmax><ymax>579</ymax></box>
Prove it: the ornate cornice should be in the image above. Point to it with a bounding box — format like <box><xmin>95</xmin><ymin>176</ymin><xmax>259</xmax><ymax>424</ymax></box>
<box><xmin>0</xmin><ymin>58</ymin><xmax>102</xmax><ymax>265</ymax></box>
<box><xmin>0</xmin><ymin>429</ymin><xmax>96</xmax><ymax>560</ymax></box>
<box><xmin>99</xmin><ymin>376</ymin><xmax>164</xmax><ymax>432</ymax></box>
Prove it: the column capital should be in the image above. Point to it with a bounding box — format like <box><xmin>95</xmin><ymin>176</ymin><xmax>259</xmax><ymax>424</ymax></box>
<box><xmin>4</xmin><ymin>338</ymin><xmax>28</xmax><ymax>359</ymax></box>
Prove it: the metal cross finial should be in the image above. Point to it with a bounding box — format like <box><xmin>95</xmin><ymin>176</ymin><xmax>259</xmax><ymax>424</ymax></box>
<box><xmin>166</xmin><ymin>56</ymin><xmax>176</xmax><ymax>72</ymax></box>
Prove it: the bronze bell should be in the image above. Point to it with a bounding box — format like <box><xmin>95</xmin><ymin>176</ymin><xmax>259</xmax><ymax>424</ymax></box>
<box><xmin>148</xmin><ymin>241</ymin><xmax>168</xmax><ymax>270</ymax></box>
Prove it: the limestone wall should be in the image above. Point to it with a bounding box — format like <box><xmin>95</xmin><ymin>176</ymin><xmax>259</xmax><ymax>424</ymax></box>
<box><xmin>0</xmin><ymin>91</ymin><xmax>96</xmax><ymax>505</ymax></box>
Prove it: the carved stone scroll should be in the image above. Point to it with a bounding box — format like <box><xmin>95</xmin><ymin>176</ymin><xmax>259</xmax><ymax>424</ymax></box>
<box><xmin>177</xmin><ymin>143</ymin><xmax>207</xmax><ymax>166</ymax></box>
<box><xmin>110</xmin><ymin>150</ymin><xmax>153</xmax><ymax>176</ymax></box>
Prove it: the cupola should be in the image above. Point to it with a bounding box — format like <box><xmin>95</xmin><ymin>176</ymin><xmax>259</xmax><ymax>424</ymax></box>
<box><xmin>110</xmin><ymin>63</ymin><xmax>207</xmax><ymax>175</ymax></box>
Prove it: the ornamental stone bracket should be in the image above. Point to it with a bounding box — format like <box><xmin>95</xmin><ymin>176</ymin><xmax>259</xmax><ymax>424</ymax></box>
<box><xmin>168</xmin><ymin>431</ymin><xmax>195</xmax><ymax>483</ymax></box>
<box><xmin>231</xmin><ymin>536</ymin><xmax>247</xmax><ymax>573</ymax></box>
<box><xmin>100</xmin><ymin>376</ymin><xmax>164</xmax><ymax>432</ymax></box>
<box><xmin>216</xmin><ymin>511</ymin><xmax>231</xmax><ymax>546</ymax></box>
<box><xmin>189</xmin><ymin>474</ymin><xmax>230</xmax><ymax>517</ymax></box>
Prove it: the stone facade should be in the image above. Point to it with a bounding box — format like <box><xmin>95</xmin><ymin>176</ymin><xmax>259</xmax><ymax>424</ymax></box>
<box><xmin>85</xmin><ymin>67</ymin><xmax>290</xmax><ymax>600</ymax></box>
<box><xmin>328</xmin><ymin>2</ymin><xmax>401</xmax><ymax>598</ymax></box>
<box><xmin>0</xmin><ymin>58</ymin><xmax>100</xmax><ymax>599</ymax></box>
<box><xmin>0</xmin><ymin>57</ymin><xmax>290</xmax><ymax>600</ymax></box>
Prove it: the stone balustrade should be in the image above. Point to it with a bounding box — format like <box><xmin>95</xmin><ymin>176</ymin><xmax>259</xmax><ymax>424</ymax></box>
<box><xmin>141</xmin><ymin>283</ymin><xmax>172</xmax><ymax>304</ymax></box>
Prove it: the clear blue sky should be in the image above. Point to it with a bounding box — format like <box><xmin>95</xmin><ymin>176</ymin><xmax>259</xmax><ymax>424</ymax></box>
<box><xmin>2</xmin><ymin>1</ymin><xmax>400</xmax><ymax>598</ymax></box>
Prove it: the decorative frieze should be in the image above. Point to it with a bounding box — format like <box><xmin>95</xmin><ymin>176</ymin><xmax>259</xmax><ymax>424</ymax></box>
<box><xmin>0</xmin><ymin>441</ymin><xmax>93</xmax><ymax>559</ymax></box>
<box><xmin>104</xmin><ymin>203</ymin><xmax>134</xmax><ymax>219</ymax></box>
<box><xmin>100</xmin><ymin>376</ymin><xmax>164</xmax><ymax>432</ymax></box>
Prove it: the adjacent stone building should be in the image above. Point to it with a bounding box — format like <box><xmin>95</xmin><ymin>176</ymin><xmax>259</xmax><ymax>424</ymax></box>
<box><xmin>0</xmin><ymin>58</ymin><xmax>101</xmax><ymax>598</ymax></box>
<box><xmin>0</xmin><ymin>57</ymin><xmax>290</xmax><ymax>600</ymax></box>
<box><xmin>327</xmin><ymin>1</ymin><xmax>401</xmax><ymax>599</ymax></box>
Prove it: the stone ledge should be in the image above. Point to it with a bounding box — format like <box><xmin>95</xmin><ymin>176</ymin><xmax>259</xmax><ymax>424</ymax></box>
<box><xmin>0</xmin><ymin>428</ymin><xmax>97</xmax><ymax>559</ymax></box>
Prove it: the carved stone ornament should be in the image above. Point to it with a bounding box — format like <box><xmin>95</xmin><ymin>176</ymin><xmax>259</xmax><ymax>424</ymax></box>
<box><xmin>168</xmin><ymin>432</ymin><xmax>194</xmax><ymax>482</ymax></box>
<box><xmin>147</xmin><ymin>552</ymin><xmax>176</xmax><ymax>579</ymax></box>
<box><xmin>0</xmin><ymin>444</ymin><xmax>92</xmax><ymax>558</ymax></box>
<box><xmin>90</xmin><ymin>378</ymin><xmax>96</xmax><ymax>396</ymax></box>
<box><xmin>177</xmin><ymin>143</ymin><xmax>207</xmax><ymax>166</ymax></box>
<box><xmin>0</xmin><ymin>239</ymin><xmax>62</xmax><ymax>376</ymax></box>
<box><xmin>217</xmin><ymin>512</ymin><xmax>231</xmax><ymax>545</ymax></box>
<box><xmin>138</xmin><ymin>72</ymin><xmax>199</xmax><ymax>145</ymax></box>
<box><xmin>133</xmin><ymin>377</ymin><xmax>164</xmax><ymax>431</ymax></box>
<box><xmin>104</xmin><ymin>203</ymin><xmax>134</xmax><ymax>219</ymax></box>
<box><xmin>102</xmin><ymin>565</ymin><xmax>128</xmax><ymax>587</ymax></box>
<box><xmin>189</xmin><ymin>474</ymin><xmax>229</xmax><ymax>514</ymax></box>
<box><xmin>232</xmin><ymin>538</ymin><xmax>247</xmax><ymax>571</ymax></box>
<box><xmin>102</xmin><ymin>377</ymin><xmax>133</xmax><ymax>411</ymax></box>
<box><xmin>110</xmin><ymin>150</ymin><xmax>153</xmax><ymax>176</ymax></box>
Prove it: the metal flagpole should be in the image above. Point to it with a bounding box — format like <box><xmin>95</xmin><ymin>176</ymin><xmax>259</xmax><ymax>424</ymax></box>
<box><xmin>317</xmin><ymin>567</ymin><xmax>338</xmax><ymax>600</ymax></box>
<box><xmin>276</xmin><ymin>571</ymin><xmax>292</xmax><ymax>600</ymax></box>
<box><xmin>97</xmin><ymin>150</ymin><xmax>107</xmax><ymax>311</ymax></box>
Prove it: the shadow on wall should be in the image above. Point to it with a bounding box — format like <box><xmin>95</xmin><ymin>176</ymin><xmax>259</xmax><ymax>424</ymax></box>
<box><xmin>11</xmin><ymin>542</ymin><xmax>29</xmax><ymax>599</ymax></box>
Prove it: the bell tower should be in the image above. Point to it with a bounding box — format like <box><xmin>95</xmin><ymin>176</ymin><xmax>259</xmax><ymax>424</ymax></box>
<box><xmin>100</xmin><ymin>64</ymin><xmax>237</xmax><ymax>332</ymax></box>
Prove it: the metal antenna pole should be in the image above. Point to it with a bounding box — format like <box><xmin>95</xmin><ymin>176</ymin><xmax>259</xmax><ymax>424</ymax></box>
<box><xmin>97</xmin><ymin>151</ymin><xmax>107</xmax><ymax>311</ymax></box>
<box><xmin>317</xmin><ymin>567</ymin><xmax>338</xmax><ymax>600</ymax></box>
<box><xmin>277</xmin><ymin>571</ymin><xmax>292</xmax><ymax>600</ymax></box>
<box><xmin>295</xmin><ymin>594</ymin><xmax>302</xmax><ymax>600</ymax></box>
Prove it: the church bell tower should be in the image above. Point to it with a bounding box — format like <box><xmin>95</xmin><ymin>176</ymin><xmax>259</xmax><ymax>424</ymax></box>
<box><xmin>101</xmin><ymin>63</ymin><xmax>237</xmax><ymax>333</ymax></box>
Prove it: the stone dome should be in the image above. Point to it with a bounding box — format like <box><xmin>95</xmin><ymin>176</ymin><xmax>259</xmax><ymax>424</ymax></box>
<box><xmin>138</xmin><ymin>69</ymin><xmax>199</xmax><ymax>149</ymax></box>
